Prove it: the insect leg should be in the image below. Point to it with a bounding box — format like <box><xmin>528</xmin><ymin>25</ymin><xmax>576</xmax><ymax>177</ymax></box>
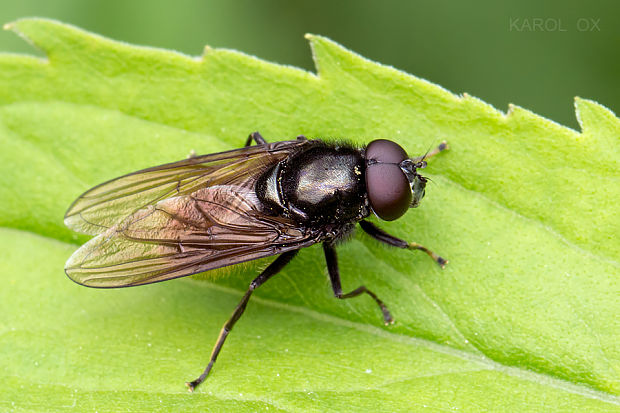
<box><xmin>359</xmin><ymin>220</ymin><xmax>447</xmax><ymax>267</ymax></box>
<box><xmin>186</xmin><ymin>249</ymin><xmax>299</xmax><ymax>392</ymax></box>
<box><xmin>244</xmin><ymin>131</ymin><xmax>268</xmax><ymax>146</ymax></box>
<box><xmin>323</xmin><ymin>243</ymin><xmax>394</xmax><ymax>325</ymax></box>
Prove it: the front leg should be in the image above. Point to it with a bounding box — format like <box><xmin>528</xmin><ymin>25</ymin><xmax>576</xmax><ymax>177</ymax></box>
<box><xmin>359</xmin><ymin>220</ymin><xmax>448</xmax><ymax>267</ymax></box>
<box><xmin>323</xmin><ymin>242</ymin><xmax>394</xmax><ymax>325</ymax></box>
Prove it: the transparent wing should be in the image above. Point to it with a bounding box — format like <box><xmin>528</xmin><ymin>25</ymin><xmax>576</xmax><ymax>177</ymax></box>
<box><xmin>64</xmin><ymin>139</ymin><xmax>320</xmax><ymax>288</ymax></box>
<box><xmin>65</xmin><ymin>140</ymin><xmax>309</xmax><ymax>235</ymax></box>
<box><xmin>65</xmin><ymin>185</ymin><xmax>319</xmax><ymax>287</ymax></box>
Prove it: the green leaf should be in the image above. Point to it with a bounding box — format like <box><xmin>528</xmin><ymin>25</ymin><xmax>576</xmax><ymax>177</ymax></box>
<box><xmin>0</xmin><ymin>18</ymin><xmax>618</xmax><ymax>411</ymax></box>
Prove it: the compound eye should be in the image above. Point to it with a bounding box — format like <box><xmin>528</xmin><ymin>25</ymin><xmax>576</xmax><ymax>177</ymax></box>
<box><xmin>365</xmin><ymin>140</ymin><xmax>412</xmax><ymax>221</ymax></box>
<box><xmin>366</xmin><ymin>164</ymin><xmax>412</xmax><ymax>221</ymax></box>
<box><xmin>365</xmin><ymin>139</ymin><xmax>408</xmax><ymax>164</ymax></box>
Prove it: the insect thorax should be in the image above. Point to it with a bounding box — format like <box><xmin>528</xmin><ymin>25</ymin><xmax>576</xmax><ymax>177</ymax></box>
<box><xmin>256</xmin><ymin>142</ymin><xmax>370</xmax><ymax>230</ymax></box>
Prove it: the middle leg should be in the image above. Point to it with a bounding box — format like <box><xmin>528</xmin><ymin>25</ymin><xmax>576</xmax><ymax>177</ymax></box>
<box><xmin>323</xmin><ymin>242</ymin><xmax>394</xmax><ymax>325</ymax></box>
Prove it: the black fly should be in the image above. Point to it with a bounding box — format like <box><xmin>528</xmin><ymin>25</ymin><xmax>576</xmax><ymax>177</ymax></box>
<box><xmin>64</xmin><ymin>132</ymin><xmax>448</xmax><ymax>391</ymax></box>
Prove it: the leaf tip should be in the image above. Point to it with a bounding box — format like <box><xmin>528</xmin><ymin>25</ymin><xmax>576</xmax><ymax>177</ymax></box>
<box><xmin>574</xmin><ymin>96</ymin><xmax>619</xmax><ymax>140</ymax></box>
<box><xmin>304</xmin><ymin>33</ymin><xmax>324</xmax><ymax>76</ymax></box>
<box><xmin>1</xmin><ymin>17</ymin><xmax>70</xmax><ymax>58</ymax></box>
<box><xmin>304</xmin><ymin>33</ymin><xmax>339</xmax><ymax>51</ymax></box>
<box><xmin>574</xmin><ymin>96</ymin><xmax>617</xmax><ymax>120</ymax></box>
<box><xmin>507</xmin><ymin>103</ymin><xmax>516</xmax><ymax>116</ymax></box>
<box><xmin>304</xmin><ymin>33</ymin><xmax>323</xmax><ymax>54</ymax></box>
<box><xmin>304</xmin><ymin>33</ymin><xmax>379</xmax><ymax>81</ymax></box>
<box><xmin>202</xmin><ymin>44</ymin><xmax>213</xmax><ymax>57</ymax></box>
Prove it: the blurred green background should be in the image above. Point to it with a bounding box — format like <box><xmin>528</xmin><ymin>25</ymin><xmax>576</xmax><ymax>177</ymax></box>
<box><xmin>0</xmin><ymin>0</ymin><xmax>617</xmax><ymax>129</ymax></box>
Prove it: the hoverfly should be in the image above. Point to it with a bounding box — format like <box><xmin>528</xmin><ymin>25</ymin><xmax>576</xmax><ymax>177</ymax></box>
<box><xmin>64</xmin><ymin>132</ymin><xmax>448</xmax><ymax>391</ymax></box>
